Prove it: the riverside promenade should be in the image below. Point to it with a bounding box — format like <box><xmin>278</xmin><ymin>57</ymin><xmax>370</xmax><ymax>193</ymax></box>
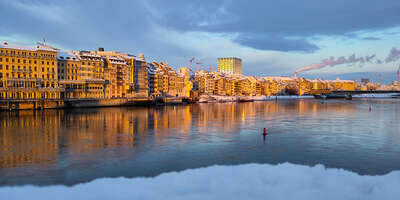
<box><xmin>0</xmin><ymin>97</ymin><xmax>187</xmax><ymax>110</ymax></box>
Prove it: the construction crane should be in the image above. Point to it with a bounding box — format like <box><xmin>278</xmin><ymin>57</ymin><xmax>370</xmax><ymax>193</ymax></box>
<box><xmin>198</xmin><ymin>66</ymin><xmax>216</xmax><ymax>72</ymax></box>
<box><xmin>397</xmin><ymin>65</ymin><xmax>400</xmax><ymax>83</ymax></box>
<box><xmin>189</xmin><ymin>58</ymin><xmax>195</xmax><ymax>73</ymax></box>
<box><xmin>195</xmin><ymin>62</ymin><xmax>202</xmax><ymax>72</ymax></box>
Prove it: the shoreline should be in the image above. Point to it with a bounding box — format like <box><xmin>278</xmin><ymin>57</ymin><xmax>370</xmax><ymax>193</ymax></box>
<box><xmin>1</xmin><ymin>93</ymin><xmax>400</xmax><ymax>111</ymax></box>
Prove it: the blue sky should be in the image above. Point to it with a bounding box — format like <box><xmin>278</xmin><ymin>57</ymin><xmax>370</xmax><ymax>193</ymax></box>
<box><xmin>1</xmin><ymin>0</ymin><xmax>400</xmax><ymax>79</ymax></box>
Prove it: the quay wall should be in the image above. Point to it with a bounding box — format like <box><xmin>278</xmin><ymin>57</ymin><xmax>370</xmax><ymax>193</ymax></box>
<box><xmin>0</xmin><ymin>97</ymin><xmax>187</xmax><ymax>110</ymax></box>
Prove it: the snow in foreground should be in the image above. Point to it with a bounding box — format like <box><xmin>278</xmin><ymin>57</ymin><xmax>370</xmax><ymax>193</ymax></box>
<box><xmin>1</xmin><ymin>163</ymin><xmax>400</xmax><ymax>200</ymax></box>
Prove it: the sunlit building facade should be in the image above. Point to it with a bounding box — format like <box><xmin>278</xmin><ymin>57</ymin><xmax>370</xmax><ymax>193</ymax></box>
<box><xmin>0</xmin><ymin>42</ymin><xmax>62</xmax><ymax>100</ymax></box>
<box><xmin>218</xmin><ymin>57</ymin><xmax>242</xmax><ymax>74</ymax></box>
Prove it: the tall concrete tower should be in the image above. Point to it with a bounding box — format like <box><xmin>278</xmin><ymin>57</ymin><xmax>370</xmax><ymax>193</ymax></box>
<box><xmin>217</xmin><ymin>57</ymin><xmax>242</xmax><ymax>74</ymax></box>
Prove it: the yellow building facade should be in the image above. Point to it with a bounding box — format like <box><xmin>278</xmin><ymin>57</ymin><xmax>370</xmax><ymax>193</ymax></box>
<box><xmin>217</xmin><ymin>57</ymin><xmax>242</xmax><ymax>74</ymax></box>
<box><xmin>0</xmin><ymin>42</ymin><xmax>62</xmax><ymax>100</ymax></box>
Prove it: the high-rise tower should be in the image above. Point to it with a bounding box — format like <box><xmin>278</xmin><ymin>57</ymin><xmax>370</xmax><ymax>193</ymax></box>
<box><xmin>217</xmin><ymin>57</ymin><xmax>242</xmax><ymax>74</ymax></box>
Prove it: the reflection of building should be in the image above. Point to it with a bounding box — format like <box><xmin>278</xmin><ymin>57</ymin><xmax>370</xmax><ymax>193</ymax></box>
<box><xmin>218</xmin><ymin>57</ymin><xmax>242</xmax><ymax>74</ymax></box>
<box><xmin>0</xmin><ymin>111</ymin><xmax>60</xmax><ymax>168</ymax></box>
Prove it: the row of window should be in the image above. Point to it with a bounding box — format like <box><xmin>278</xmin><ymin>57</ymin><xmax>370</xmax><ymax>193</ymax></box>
<box><xmin>0</xmin><ymin>57</ymin><xmax>55</xmax><ymax>66</ymax></box>
<box><xmin>0</xmin><ymin>91</ymin><xmax>59</xmax><ymax>100</ymax></box>
<box><xmin>0</xmin><ymin>72</ymin><xmax>56</xmax><ymax>79</ymax></box>
<box><xmin>0</xmin><ymin>64</ymin><xmax>56</xmax><ymax>72</ymax></box>
<box><xmin>58</xmin><ymin>63</ymin><xmax>79</xmax><ymax>67</ymax></box>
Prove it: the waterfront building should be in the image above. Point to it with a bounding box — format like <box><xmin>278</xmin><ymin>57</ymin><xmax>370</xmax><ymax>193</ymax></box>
<box><xmin>217</xmin><ymin>57</ymin><xmax>242</xmax><ymax>74</ymax></box>
<box><xmin>57</xmin><ymin>51</ymin><xmax>86</xmax><ymax>99</ymax></box>
<box><xmin>151</xmin><ymin>62</ymin><xmax>190</xmax><ymax>97</ymax></box>
<box><xmin>147</xmin><ymin>62</ymin><xmax>157</xmax><ymax>97</ymax></box>
<box><xmin>0</xmin><ymin>42</ymin><xmax>62</xmax><ymax>100</ymax></box>
<box><xmin>73</xmin><ymin>51</ymin><xmax>105</xmax><ymax>98</ymax></box>
<box><xmin>177</xmin><ymin>67</ymin><xmax>193</xmax><ymax>97</ymax></box>
<box><xmin>134</xmin><ymin>54</ymin><xmax>149</xmax><ymax>97</ymax></box>
<box><xmin>332</xmin><ymin>79</ymin><xmax>357</xmax><ymax>91</ymax></box>
<box><xmin>120</xmin><ymin>54</ymin><xmax>136</xmax><ymax>98</ymax></box>
<box><xmin>104</xmin><ymin>56</ymin><xmax>127</xmax><ymax>98</ymax></box>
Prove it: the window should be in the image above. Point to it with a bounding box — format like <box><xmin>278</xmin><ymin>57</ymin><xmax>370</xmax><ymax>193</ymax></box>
<box><xmin>0</xmin><ymin>58</ymin><xmax>2</xmax><ymax>62</ymax></box>
<box><xmin>52</xmin><ymin>62</ymin><xmax>54</xmax><ymax>65</ymax></box>
<box><xmin>6</xmin><ymin>65</ymin><xmax>8</xmax><ymax>70</ymax></box>
<box><xmin>42</xmin><ymin>61</ymin><xmax>44</xmax><ymax>65</ymax></box>
<box><xmin>34</xmin><ymin>60</ymin><xmax>37</xmax><ymax>64</ymax></box>
<box><xmin>47</xmin><ymin>62</ymin><xmax>49</xmax><ymax>65</ymax></box>
<box><xmin>0</xmin><ymin>64</ymin><xmax>2</xmax><ymax>70</ymax></box>
<box><xmin>17</xmin><ymin>59</ymin><xmax>20</xmax><ymax>63</ymax></box>
<box><xmin>42</xmin><ymin>68</ymin><xmax>44</xmax><ymax>72</ymax></box>
<box><xmin>6</xmin><ymin>58</ymin><xmax>8</xmax><ymax>62</ymax></box>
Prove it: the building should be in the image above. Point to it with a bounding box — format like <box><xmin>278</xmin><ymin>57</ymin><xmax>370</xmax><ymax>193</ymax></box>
<box><xmin>57</xmin><ymin>51</ymin><xmax>86</xmax><ymax>99</ymax></box>
<box><xmin>134</xmin><ymin>53</ymin><xmax>149</xmax><ymax>97</ymax></box>
<box><xmin>217</xmin><ymin>57</ymin><xmax>242</xmax><ymax>74</ymax></box>
<box><xmin>73</xmin><ymin>51</ymin><xmax>105</xmax><ymax>98</ymax></box>
<box><xmin>0</xmin><ymin>42</ymin><xmax>62</xmax><ymax>100</ymax></box>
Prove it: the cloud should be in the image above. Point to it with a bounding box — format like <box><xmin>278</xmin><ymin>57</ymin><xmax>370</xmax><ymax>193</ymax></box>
<box><xmin>384</xmin><ymin>47</ymin><xmax>400</xmax><ymax>63</ymax></box>
<box><xmin>1</xmin><ymin>0</ymin><xmax>400</xmax><ymax>75</ymax></box>
<box><xmin>0</xmin><ymin>0</ymin><xmax>196</xmax><ymax>62</ymax></box>
<box><xmin>1</xmin><ymin>163</ymin><xmax>400</xmax><ymax>200</ymax></box>
<box><xmin>362</xmin><ymin>37</ymin><xmax>381</xmax><ymax>41</ymax></box>
<box><xmin>234</xmin><ymin>34</ymin><xmax>319</xmax><ymax>53</ymax></box>
<box><xmin>148</xmin><ymin>0</ymin><xmax>400</xmax><ymax>52</ymax></box>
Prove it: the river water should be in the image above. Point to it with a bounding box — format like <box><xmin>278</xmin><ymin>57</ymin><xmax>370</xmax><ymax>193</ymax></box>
<box><xmin>1</xmin><ymin>99</ymin><xmax>400</xmax><ymax>186</ymax></box>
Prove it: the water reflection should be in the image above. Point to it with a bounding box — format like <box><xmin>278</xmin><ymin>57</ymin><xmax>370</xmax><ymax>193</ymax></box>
<box><xmin>1</xmin><ymin>99</ymin><xmax>399</xmax><ymax>185</ymax></box>
<box><xmin>0</xmin><ymin>100</ymin><xmax>363</xmax><ymax>169</ymax></box>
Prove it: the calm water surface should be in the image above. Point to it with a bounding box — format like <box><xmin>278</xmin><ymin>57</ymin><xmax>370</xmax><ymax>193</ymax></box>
<box><xmin>1</xmin><ymin>99</ymin><xmax>400</xmax><ymax>186</ymax></box>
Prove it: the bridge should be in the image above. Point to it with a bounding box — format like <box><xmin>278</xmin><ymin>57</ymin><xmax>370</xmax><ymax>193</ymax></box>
<box><xmin>308</xmin><ymin>90</ymin><xmax>400</xmax><ymax>99</ymax></box>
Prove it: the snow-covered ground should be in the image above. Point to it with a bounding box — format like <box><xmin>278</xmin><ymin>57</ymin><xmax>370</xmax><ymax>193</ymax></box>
<box><xmin>353</xmin><ymin>93</ymin><xmax>400</xmax><ymax>98</ymax></box>
<box><xmin>200</xmin><ymin>95</ymin><xmax>314</xmax><ymax>103</ymax></box>
<box><xmin>1</xmin><ymin>163</ymin><xmax>399</xmax><ymax>200</ymax></box>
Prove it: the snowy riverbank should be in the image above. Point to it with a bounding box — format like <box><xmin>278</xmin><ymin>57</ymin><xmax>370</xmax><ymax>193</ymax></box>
<box><xmin>1</xmin><ymin>163</ymin><xmax>399</xmax><ymax>200</ymax></box>
<box><xmin>199</xmin><ymin>95</ymin><xmax>314</xmax><ymax>103</ymax></box>
<box><xmin>353</xmin><ymin>93</ymin><xmax>400</xmax><ymax>98</ymax></box>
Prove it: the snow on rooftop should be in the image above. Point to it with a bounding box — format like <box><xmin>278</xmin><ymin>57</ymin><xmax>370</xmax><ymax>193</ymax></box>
<box><xmin>57</xmin><ymin>50</ymin><xmax>79</xmax><ymax>60</ymax></box>
<box><xmin>1</xmin><ymin>163</ymin><xmax>399</xmax><ymax>200</ymax></box>
<box><xmin>0</xmin><ymin>42</ymin><xmax>36</xmax><ymax>51</ymax></box>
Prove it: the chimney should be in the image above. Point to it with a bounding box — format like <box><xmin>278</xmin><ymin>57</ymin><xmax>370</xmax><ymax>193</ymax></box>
<box><xmin>294</xmin><ymin>72</ymin><xmax>298</xmax><ymax>78</ymax></box>
<box><xmin>98</xmin><ymin>47</ymin><xmax>104</xmax><ymax>52</ymax></box>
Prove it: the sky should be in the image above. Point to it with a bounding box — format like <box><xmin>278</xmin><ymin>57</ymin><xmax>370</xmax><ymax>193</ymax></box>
<box><xmin>1</xmin><ymin>0</ymin><xmax>400</xmax><ymax>80</ymax></box>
